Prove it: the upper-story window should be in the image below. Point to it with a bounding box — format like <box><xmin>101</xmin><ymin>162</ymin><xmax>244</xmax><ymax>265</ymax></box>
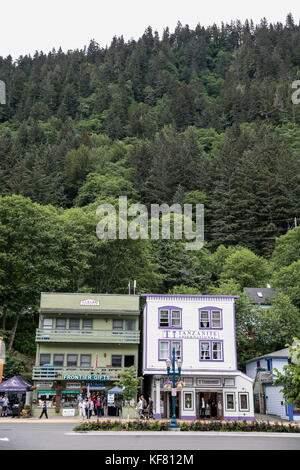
<box><xmin>69</xmin><ymin>318</ymin><xmax>80</xmax><ymax>330</ymax></box>
<box><xmin>82</xmin><ymin>319</ymin><xmax>93</xmax><ymax>332</ymax></box>
<box><xmin>113</xmin><ymin>320</ymin><xmax>123</xmax><ymax>331</ymax></box>
<box><xmin>199</xmin><ymin>340</ymin><xmax>223</xmax><ymax>361</ymax></box>
<box><xmin>43</xmin><ymin>318</ymin><xmax>53</xmax><ymax>329</ymax></box>
<box><xmin>158</xmin><ymin>340</ymin><xmax>182</xmax><ymax>361</ymax></box>
<box><xmin>158</xmin><ymin>307</ymin><xmax>182</xmax><ymax>329</ymax></box>
<box><xmin>56</xmin><ymin>318</ymin><xmax>66</xmax><ymax>330</ymax></box>
<box><xmin>199</xmin><ymin>307</ymin><xmax>222</xmax><ymax>329</ymax></box>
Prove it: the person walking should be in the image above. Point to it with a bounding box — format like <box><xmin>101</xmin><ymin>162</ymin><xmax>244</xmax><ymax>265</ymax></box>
<box><xmin>96</xmin><ymin>396</ymin><xmax>102</xmax><ymax>420</ymax></box>
<box><xmin>103</xmin><ymin>395</ymin><xmax>107</xmax><ymax>417</ymax></box>
<box><xmin>39</xmin><ymin>400</ymin><xmax>48</xmax><ymax>419</ymax></box>
<box><xmin>79</xmin><ymin>398</ymin><xmax>86</xmax><ymax>420</ymax></box>
<box><xmin>0</xmin><ymin>395</ymin><xmax>3</xmax><ymax>417</ymax></box>
<box><xmin>87</xmin><ymin>398</ymin><xmax>94</xmax><ymax>419</ymax></box>
<box><xmin>137</xmin><ymin>396</ymin><xmax>144</xmax><ymax>419</ymax></box>
<box><xmin>147</xmin><ymin>396</ymin><xmax>154</xmax><ymax>419</ymax></box>
<box><xmin>2</xmin><ymin>395</ymin><xmax>9</xmax><ymax>417</ymax></box>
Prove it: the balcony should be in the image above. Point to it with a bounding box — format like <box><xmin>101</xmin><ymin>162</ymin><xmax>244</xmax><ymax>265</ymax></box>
<box><xmin>36</xmin><ymin>328</ymin><xmax>140</xmax><ymax>344</ymax></box>
<box><xmin>32</xmin><ymin>366</ymin><xmax>122</xmax><ymax>381</ymax></box>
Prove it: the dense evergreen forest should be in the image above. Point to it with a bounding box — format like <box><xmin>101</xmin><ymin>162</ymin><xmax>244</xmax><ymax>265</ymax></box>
<box><xmin>0</xmin><ymin>14</ymin><xmax>300</xmax><ymax>375</ymax></box>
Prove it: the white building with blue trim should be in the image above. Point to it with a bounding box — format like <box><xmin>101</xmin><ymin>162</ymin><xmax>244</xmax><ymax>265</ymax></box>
<box><xmin>245</xmin><ymin>347</ymin><xmax>300</xmax><ymax>421</ymax></box>
<box><xmin>142</xmin><ymin>294</ymin><xmax>254</xmax><ymax>421</ymax></box>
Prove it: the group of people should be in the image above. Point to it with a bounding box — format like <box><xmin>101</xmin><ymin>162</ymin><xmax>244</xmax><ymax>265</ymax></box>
<box><xmin>78</xmin><ymin>394</ymin><xmax>108</xmax><ymax>420</ymax></box>
<box><xmin>137</xmin><ymin>395</ymin><xmax>154</xmax><ymax>419</ymax></box>
<box><xmin>0</xmin><ymin>395</ymin><xmax>9</xmax><ymax>417</ymax></box>
<box><xmin>200</xmin><ymin>397</ymin><xmax>219</xmax><ymax>419</ymax></box>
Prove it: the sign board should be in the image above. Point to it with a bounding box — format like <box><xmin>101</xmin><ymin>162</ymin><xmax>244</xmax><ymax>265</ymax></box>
<box><xmin>62</xmin><ymin>409</ymin><xmax>76</xmax><ymax>416</ymax></box>
<box><xmin>36</xmin><ymin>382</ymin><xmax>54</xmax><ymax>388</ymax></box>
<box><xmin>62</xmin><ymin>374</ymin><xmax>111</xmax><ymax>381</ymax></box>
<box><xmin>162</xmin><ymin>329</ymin><xmax>220</xmax><ymax>340</ymax></box>
<box><xmin>80</xmin><ymin>299</ymin><xmax>100</xmax><ymax>306</ymax></box>
<box><xmin>172</xmin><ymin>388</ymin><xmax>177</xmax><ymax>397</ymax></box>
<box><xmin>107</xmin><ymin>393</ymin><xmax>115</xmax><ymax>404</ymax></box>
<box><xmin>85</xmin><ymin>381</ymin><xmax>105</xmax><ymax>390</ymax></box>
<box><xmin>66</xmin><ymin>382</ymin><xmax>81</xmax><ymax>389</ymax></box>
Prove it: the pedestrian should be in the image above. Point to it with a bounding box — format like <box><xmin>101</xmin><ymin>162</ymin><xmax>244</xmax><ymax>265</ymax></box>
<box><xmin>87</xmin><ymin>398</ymin><xmax>94</xmax><ymax>419</ymax></box>
<box><xmin>205</xmin><ymin>401</ymin><xmax>211</xmax><ymax>419</ymax></box>
<box><xmin>0</xmin><ymin>395</ymin><xmax>3</xmax><ymax>417</ymax></box>
<box><xmin>147</xmin><ymin>396</ymin><xmax>154</xmax><ymax>419</ymax></box>
<box><xmin>39</xmin><ymin>400</ymin><xmax>48</xmax><ymax>419</ymax></box>
<box><xmin>79</xmin><ymin>399</ymin><xmax>86</xmax><ymax>420</ymax></box>
<box><xmin>103</xmin><ymin>395</ymin><xmax>107</xmax><ymax>417</ymax></box>
<box><xmin>2</xmin><ymin>395</ymin><xmax>9</xmax><ymax>417</ymax></box>
<box><xmin>200</xmin><ymin>397</ymin><xmax>206</xmax><ymax>418</ymax></box>
<box><xmin>137</xmin><ymin>395</ymin><xmax>145</xmax><ymax>419</ymax></box>
<box><xmin>96</xmin><ymin>396</ymin><xmax>102</xmax><ymax>420</ymax></box>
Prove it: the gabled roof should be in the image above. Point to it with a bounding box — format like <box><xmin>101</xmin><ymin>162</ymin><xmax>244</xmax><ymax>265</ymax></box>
<box><xmin>244</xmin><ymin>347</ymin><xmax>290</xmax><ymax>364</ymax></box>
<box><xmin>243</xmin><ymin>287</ymin><xmax>275</xmax><ymax>304</ymax></box>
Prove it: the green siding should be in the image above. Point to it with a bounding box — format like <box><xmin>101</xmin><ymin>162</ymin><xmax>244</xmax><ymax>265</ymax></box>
<box><xmin>40</xmin><ymin>293</ymin><xmax>140</xmax><ymax>313</ymax></box>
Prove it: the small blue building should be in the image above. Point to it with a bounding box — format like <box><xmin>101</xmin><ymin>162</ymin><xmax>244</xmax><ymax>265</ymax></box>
<box><xmin>245</xmin><ymin>347</ymin><xmax>300</xmax><ymax>421</ymax></box>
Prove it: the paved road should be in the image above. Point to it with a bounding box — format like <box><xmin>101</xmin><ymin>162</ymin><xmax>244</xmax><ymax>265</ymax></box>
<box><xmin>0</xmin><ymin>423</ymin><xmax>300</xmax><ymax>450</ymax></box>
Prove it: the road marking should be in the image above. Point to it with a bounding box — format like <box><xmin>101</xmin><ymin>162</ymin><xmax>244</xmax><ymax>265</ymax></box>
<box><xmin>0</xmin><ymin>437</ymin><xmax>9</xmax><ymax>441</ymax></box>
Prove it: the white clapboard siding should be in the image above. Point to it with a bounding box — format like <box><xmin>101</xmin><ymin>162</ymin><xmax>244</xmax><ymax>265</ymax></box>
<box><xmin>265</xmin><ymin>385</ymin><xmax>287</xmax><ymax>419</ymax></box>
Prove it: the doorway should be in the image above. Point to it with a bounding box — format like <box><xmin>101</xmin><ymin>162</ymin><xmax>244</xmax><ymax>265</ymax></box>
<box><xmin>162</xmin><ymin>391</ymin><xmax>181</xmax><ymax>419</ymax></box>
<box><xmin>196</xmin><ymin>391</ymin><xmax>223</xmax><ymax>419</ymax></box>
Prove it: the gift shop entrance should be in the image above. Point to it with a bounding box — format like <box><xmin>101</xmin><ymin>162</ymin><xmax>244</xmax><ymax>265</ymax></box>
<box><xmin>162</xmin><ymin>391</ymin><xmax>181</xmax><ymax>419</ymax></box>
<box><xmin>196</xmin><ymin>391</ymin><xmax>223</xmax><ymax>419</ymax></box>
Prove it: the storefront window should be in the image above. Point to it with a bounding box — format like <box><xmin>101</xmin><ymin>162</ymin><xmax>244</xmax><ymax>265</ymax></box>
<box><xmin>239</xmin><ymin>392</ymin><xmax>249</xmax><ymax>411</ymax></box>
<box><xmin>226</xmin><ymin>393</ymin><xmax>235</xmax><ymax>411</ymax></box>
<box><xmin>184</xmin><ymin>392</ymin><xmax>193</xmax><ymax>410</ymax></box>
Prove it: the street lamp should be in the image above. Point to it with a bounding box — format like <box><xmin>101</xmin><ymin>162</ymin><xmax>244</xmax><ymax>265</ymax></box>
<box><xmin>166</xmin><ymin>347</ymin><xmax>182</xmax><ymax>429</ymax></box>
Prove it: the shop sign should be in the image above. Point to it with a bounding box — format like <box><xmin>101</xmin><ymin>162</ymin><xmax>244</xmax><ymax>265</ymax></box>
<box><xmin>38</xmin><ymin>390</ymin><xmax>56</xmax><ymax>395</ymax></box>
<box><xmin>107</xmin><ymin>393</ymin><xmax>114</xmax><ymax>404</ymax></box>
<box><xmin>162</xmin><ymin>330</ymin><xmax>220</xmax><ymax>340</ymax></box>
<box><xmin>62</xmin><ymin>409</ymin><xmax>76</xmax><ymax>416</ymax></box>
<box><xmin>36</xmin><ymin>382</ymin><xmax>53</xmax><ymax>388</ymax></box>
<box><xmin>62</xmin><ymin>374</ymin><xmax>111</xmax><ymax>381</ymax></box>
<box><xmin>85</xmin><ymin>381</ymin><xmax>105</xmax><ymax>390</ymax></box>
<box><xmin>80</xmin><ymin>299</ymin><xmax>100</xmax><ymax>306</ymax></box>
<box><xmin>66</xmin><ymin>382</ymin><xmax>81</xmax><ymax>389</ymax></box>
<box><xmin>172</xmin><ymin>388</ymin><xmax>177</xmax><ymax>397</ymax></box>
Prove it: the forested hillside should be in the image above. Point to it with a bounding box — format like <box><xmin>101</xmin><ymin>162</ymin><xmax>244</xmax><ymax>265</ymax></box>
<box><xmin>0</xmin><ymin>15</ymin><xmax>300</xmax><ymax>373</ymax></box>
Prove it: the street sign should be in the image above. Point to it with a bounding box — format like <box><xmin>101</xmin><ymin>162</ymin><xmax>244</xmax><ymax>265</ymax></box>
<box><xmin>172</xmin><ymin>388</ymin><xmax>177</xmax><ymax>397</ymax></box>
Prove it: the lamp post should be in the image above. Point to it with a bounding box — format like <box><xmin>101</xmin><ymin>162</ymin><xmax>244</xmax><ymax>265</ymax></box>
<box><xmin>166</xmin><ymin>347</ymin><xmax>182</xmax><ymax>429</ymax></box>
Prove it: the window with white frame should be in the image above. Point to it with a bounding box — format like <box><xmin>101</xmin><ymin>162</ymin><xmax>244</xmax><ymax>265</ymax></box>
<box><xmin>56</xmin><ymin>318</ymin><xmax>66</xmax><ymax>330</ymax></box>
<box><xmin>239</xmin><ymin>392</ymin><xmax>249</xmax><ymax>411</ymax></box>
<box><xmin>171</xmin><ymin>341</ymin><xmax>182</xmax><ymax>360</ymax></box>
<box><xmin>200</xmin><ymin>341</ymin><xmax>211</xmax><ymax>360</ymax></box>
<box><xmin>53</xmin><ymin>354</ymin><xmax>64</xmax><ymax>366</ymax></box>
<box><xmin>183</xmin><ymin>391</ymin><xmax>194</xmax><ymax>410</ymax></box>
<box><xmin>199</xmin><ymin>310</ymin><xmax>210</xmax><ymax>328</ymax></box>
<box><xmin>225</xmin><ymin>393</ymin><xmax>235</xmax><ymax>411</ymax></box>
<box><xmin>159</xmin><ymin>310</ymin><xmax>169</xmax><ymax>327</ymax></box>
<box><xmin>171</xmin><ymin>310</ymin><xmax>181</xmax><ymax>328</ymax></box>
<box><xmin>43</xmin><ymin>318</ymin><xmax>53</xmax><ymax>329</ymax></box>
<box><xmin>159</xmin><ymin>341</ymin><xmax>169</xmax><ymax>360</ymax></box>
<box><xmin>113</xmin><ymin>319</ymin><xmax>123</xmax><ymax>330</ymax></box>
<box><xmin>69</xmin><ymin>318</ymin><xmax>80</xmax><ymax>330</ymax></box>
<box><xmin>212</xmin><ymin>341</ymin><xmax>222</xmax><ymax>360</ymax></box>
<box><xmin>211</xmin><ymin>310</ymin><xmax>221</xmax><ymax>328</ymax></box>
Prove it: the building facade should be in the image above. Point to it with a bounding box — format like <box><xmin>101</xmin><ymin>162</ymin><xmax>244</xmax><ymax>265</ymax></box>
<box><xmin>32</xmin><ymin>293</ymin><xmax>140</xmax><ymax>416</ymax></box>
<box><xmin>245</xmin><ymin>348</ymin><xmax>300</xmax><ymax>421</ymax></box>
<box><xmin>142</xmin><ymin>294</ymin><xmax>254</xmax><ymax>421</ymax></box>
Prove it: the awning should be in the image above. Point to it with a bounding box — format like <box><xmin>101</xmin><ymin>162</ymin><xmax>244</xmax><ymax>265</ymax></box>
<box><xmin>0</xmin><ymin>376</ymin><xmax>33</xmax><ymax>393</ymax></box>
<box><xmin>107</xmin><ymin>386</ymin><xmax>123</xmax><ymax>394</ymax></box>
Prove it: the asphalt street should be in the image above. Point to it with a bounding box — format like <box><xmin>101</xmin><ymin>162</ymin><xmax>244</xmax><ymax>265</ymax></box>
<box><xmin>0</xmin><ymin>422</ymin><xmax>300</xmax><ymax>450</ymax></box>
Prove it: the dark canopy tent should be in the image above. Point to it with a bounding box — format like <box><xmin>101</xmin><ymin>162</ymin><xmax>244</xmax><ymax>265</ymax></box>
<box><xmin>0</xmin><ymin>375</ymin><xmax>32</xmax><ymax>393</ymax></box>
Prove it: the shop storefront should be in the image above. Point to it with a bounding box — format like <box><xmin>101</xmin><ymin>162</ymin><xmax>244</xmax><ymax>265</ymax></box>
<box><xmin>142</xmin><ymin>294</ymin><xmax>255</xmax><ymax>421</ymax></box>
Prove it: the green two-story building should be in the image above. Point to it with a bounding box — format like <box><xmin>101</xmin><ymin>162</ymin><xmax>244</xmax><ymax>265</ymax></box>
<box><xmin>31</xmin><ymin>292</ymin><xmax>140</xmax><ymax>416</ymax></box>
